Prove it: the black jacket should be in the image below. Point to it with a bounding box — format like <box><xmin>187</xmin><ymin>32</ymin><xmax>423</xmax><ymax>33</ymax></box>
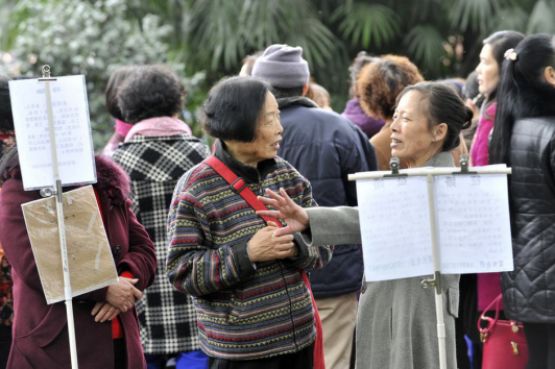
<box><xmin>278</xmin><ymin>97</ymin><xmax>377</xmax><ymax>297</ymax></box>
<box><xmin>502</xmin><ymin>116</ymin><xmax>555</xmax><ymax>322</ymax></box>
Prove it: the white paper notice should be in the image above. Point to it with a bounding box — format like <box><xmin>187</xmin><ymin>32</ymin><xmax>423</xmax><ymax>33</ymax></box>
<box><xmin>355</xmin><ymin>168</ymin><xmax>513</xmax><ymax>281</ymax></box>
<box><xmin>356</xmin><ymin>176</ymin><xmax>434</xmax><ymax>281</ymax></box>
<box><xmin>9</xmin><ymin>76</ymin><xmax>96</xmax><ymax>190</ymax></box>
<box><xmin>435</xmin><ymin>174</ymin><xmax>513</xmax><ymax>273</ymax></box>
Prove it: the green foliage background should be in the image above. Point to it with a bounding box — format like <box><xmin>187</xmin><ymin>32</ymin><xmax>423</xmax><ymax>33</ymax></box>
<box><xmin>1</xmin><ymin>0</ymin><xmax>554</xmax><ymax>150</ymax></box>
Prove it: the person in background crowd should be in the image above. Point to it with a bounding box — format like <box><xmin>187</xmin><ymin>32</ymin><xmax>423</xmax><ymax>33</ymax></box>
<box><xmin>341</xmin><ymin>51</ymin><xmax>384</xmax><ymax>138</ymax></box>
<box><xmin>306</xmin><ymin>82</ymin><xmax>331</xmax><ymax>110</ymax></box>
<box><xmin>0</xmin><ymin>125</ymin><xmax>156</xmax><ymax>368</ymax></box>
<box><xmin>252</xmin><ymin>44</ymin><xmax>376</xmax><ymax>369</ymax></box>
<box><xmin>112</xmin><ymin>65</ymin><xmax>210</xmax><ymax>369</ymax></box>
<box><xmin>471</xmin><ymin>30</ymin><xmax>524</xmax><ymax>167</ymax></box>
<box><xmin>166</xmin><ymin>76</ymin><xmax>332</xmax><ymax>369</ymax></box>
<box><xmin>489</xmin><ymin>33</ymin><xmax>555</xmax><ymax>369</ymax></box>
<box><xmin>102</xmin><ymin>65</ymin><xmax>140</xmax><ymax>157</ymax></box>
<box><xmin>358</xmin><ymin>55</ymin><xmax>424</xmax><ymax>170</ymax></box>
<box><xmin>469</xmin><ymin>31</ymin><xmax>524</xmax><ymax>368</ymax></box>
<box><xmin>0</xmin><ymin>75</ymin><xmax>14</xmax><ymax>369</ymax></box>
<box><xmin>259</xmin><ymin>81</ymin><xmax>474</xmax><ymax>369</ymax></box>
<box><xmin>437</xmin><ymin>78</ymin><xmax>469</xmax><ymax>166</ymax></box>
<box><xmin>461</xmin><ymin>71</ymin><xmax>483</xmax><ymax>149</ymax></box>
<box><xmin>239</xmin><ymin>51</ymin><xmax>263</xmax><ymax>77</ymax></box>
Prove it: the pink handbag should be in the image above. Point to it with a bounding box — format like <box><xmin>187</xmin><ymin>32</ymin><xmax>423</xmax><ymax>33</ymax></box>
<box><xmin>478</xmin><ymin>294</ymin><xmax>528</xmax><ymax>369</ymax></box>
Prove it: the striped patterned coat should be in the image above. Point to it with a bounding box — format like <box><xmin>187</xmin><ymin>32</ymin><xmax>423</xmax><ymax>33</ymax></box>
<box><xmin>166</xmin><ymin>143</ymin><xmax>332</xmax><ymax>360</ymax></box>
<box><xmin>113</xmin><ymin>134</ymin><xmax>210</xmax><ymax>354</ymax></box>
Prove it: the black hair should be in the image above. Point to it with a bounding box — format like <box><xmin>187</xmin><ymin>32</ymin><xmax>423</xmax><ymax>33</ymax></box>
<box><xmin>104</xmin><ymin>65</ymin><xmax>138</xmax><ymax>121</ymax></box>
<box><xmin>202</xmin><ymin>76</ymin><xmax>271</xmax><ymax>142</ymax></box>
<box><xmin>462</xmin><ymin>70</ymin><xmax>484</xmax><ymax>107</ymax></box>
<box><xmin>481</xmin><ymin>30</ymin><xmax>525</xmax><ymax>102</ymax></box>
<box><xmin>490</xmin><ymin>34</ymin><xmax>555</xmax><ymax>164</ymax></box>
<box><xmin>117</xmin><ymin>65</ymin><xmax>185</xmax><ymax>124</ymax></box>
<box><xmin>270</xmin><ymin>85</ymin><xmax>305</xmax><ymax>99</ymax></box>
<box><xmin>0</xmin><ymin>75</ymin><xmax>13</xmax><ymax>133</ymax></box>
<box><xmin>399</xmin><ymin>82</ymin><xmax>473</xmax><ymax>151</ymax></box>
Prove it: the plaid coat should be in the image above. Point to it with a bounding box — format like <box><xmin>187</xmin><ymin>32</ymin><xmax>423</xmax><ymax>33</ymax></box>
<box><xmin>113</xmin><ymin>134</ymin><xmax>210</xmax><ymax>354</ymax></box>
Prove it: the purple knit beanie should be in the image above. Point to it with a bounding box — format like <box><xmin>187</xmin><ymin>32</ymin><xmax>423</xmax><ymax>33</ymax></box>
<box><xmin>252</xmin><ymin>44</ymin><xmax>310</xmax><ymax>88</ymax></box>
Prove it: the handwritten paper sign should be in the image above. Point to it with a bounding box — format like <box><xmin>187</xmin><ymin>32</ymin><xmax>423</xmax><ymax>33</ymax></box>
<box><xmin>356</xmin><ymin>171</ymin><xmax>513</xmax><ymax>281</ymax></box>
<box><xmin>21</xmin><ymin>186</ymin><xmax>117</xmax><ymax>304</ymax></box>
<box><xmin>434</xmin><ymin>174</ymin><xmax>513</xmax><ymax>274</ymax></box>
<box><xmin>9</xmin><ymin>76</ymin><xmax>96</xmax><ymax>190</ymax></box>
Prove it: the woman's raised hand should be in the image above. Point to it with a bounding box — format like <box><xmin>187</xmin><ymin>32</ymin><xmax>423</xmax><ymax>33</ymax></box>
<box><xmin>257</xmin><ymin>188</ymin><xmax>309</xmax><ymax>237</ymax></box>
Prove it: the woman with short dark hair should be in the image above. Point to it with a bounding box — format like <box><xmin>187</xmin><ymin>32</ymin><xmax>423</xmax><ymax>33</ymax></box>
<box><xmin>201</xmin><ymin>77</ymin><xmax>268</xmax><ymax>142</ymax></box>
<box><xmin>166</xmin><ymin>76</ymin><xmax>332</xmax><ymax>369</ymax></box>
<box><xmin>112</xmin><ymin>64</ymin><xmax>209</xmax><ymax>369</ymax></box>
<box><xmin>117</xmin><ymin>65</ymin><xmax>186</xmax><ymax>125</ymax></box>
<box><xmin>489</xmin><ymin>33</ymin><xmax>555</xmax><ymax>369</ymax></box>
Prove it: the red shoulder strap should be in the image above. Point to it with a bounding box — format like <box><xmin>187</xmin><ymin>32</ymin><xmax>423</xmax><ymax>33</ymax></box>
<box><xmin>204</xmin><ymin>155</ymin><xmax>281</xmax><ymax>226</ymax></box>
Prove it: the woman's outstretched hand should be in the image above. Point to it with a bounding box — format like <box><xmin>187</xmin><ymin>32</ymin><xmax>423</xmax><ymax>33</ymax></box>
<box><xmin>257</xmin><ymin>188</ymin><xmax>309</xmax><ymax>237</ymax></box>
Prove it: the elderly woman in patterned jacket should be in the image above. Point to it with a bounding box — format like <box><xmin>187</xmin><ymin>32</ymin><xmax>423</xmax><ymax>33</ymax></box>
<box><xmin>112</xmin><ymin>64</ymin><xmax>210</xmax><ymax>369</ymax></box>
<box><xmin>166</xmin><ymin>76</ymin><xmax>332</xmax><ymax>369</ymax></box>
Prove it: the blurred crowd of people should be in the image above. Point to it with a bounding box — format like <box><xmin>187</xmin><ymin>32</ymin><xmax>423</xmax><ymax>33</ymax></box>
<box><xmin>0</xmin><ymin>30</ymin><xmax>555</xmax><ymax>369</ymax></box>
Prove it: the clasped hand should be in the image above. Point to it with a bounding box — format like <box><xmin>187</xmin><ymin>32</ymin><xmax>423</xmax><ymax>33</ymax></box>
<box><xmin>91</xmin><ymin>277</ymin><xmax>142</xmax><ymax>322</ymax></box>
<box><xmin>247</xmin><ymin>221</ymin><xmax>297</xmax><ymax>262</ymax></box>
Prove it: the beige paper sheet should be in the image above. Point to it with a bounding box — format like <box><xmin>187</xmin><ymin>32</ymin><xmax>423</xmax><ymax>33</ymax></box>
<box><xmin>22</xmin><ymin>185</ymin><xmax>118</xmax><ymax>304</ymax></box>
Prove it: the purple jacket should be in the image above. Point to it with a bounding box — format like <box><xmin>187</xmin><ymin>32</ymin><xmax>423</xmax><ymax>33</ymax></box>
<box><xmin>0</xmin><ymin>153</ymin><xmax>156</xmax><ymax>369</ymax></box>
<box><xmin>341</xmin><ymin>98</ymin><xmax>384</xmax><ymax>139</ymax></box>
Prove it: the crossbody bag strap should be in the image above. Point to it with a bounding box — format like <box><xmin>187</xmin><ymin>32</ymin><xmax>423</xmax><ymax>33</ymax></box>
<box><xmin>204</xmin><ymin>155</ymin><xmax>280</xmax><ymax>225</ymax></box>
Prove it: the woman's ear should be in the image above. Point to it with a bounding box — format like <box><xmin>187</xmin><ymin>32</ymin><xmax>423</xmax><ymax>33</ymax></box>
<box><xmin>544</xmin><ymin>66</ymin><xmax>555</xmax><ymax>87</ymax></box>
<box><xmin>433</xmin><ymin>123</ymin><xmax>448</xmax><ymax>142</ymax></box>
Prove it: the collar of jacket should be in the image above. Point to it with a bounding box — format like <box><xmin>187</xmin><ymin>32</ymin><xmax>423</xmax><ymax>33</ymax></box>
<box><xmin>214</xmin><ymin>139</ymin><xmax>278</xmax><ymax>184</ymax></box>
<box><xmin>425</xmin><ymin>151</ymin><xmax>454</xmax><ymax>167</ymax></box>
<box><xmin>277</xmin><ymin>96</ymin><xmax>318</xmax><ymax>110</ymax></box>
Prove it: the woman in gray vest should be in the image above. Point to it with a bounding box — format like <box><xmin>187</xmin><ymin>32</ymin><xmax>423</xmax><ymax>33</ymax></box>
<box><xmin>259</xmin><ymin>81</ymin><xmax>473</xmax><ymax>369</ymax></box>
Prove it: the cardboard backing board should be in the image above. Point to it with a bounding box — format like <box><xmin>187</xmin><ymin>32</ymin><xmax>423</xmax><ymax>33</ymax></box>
<box><xmin>22</xmin><ymin>185</ymin><xmax>117</xmax><ymax>304</ymax></box>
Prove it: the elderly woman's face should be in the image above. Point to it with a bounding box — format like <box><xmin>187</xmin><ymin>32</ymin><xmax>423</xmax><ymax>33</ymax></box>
<box><xmin>234</xmin><ymin>92</ymin><xmax>283</xmax><ymax>165</ymax></box>
<box><xmin>390</xmin><ymin>90</ymin><xmax>440</xmax><ymax>167</ymax></box>
<box><xmin>476</xmin><ymin>44</ymin><xmax>499</xmax><ymax>98</ymax></box>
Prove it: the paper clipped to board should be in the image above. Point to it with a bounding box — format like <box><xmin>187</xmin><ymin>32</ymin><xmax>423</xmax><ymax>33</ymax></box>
<box><xmin>355</xmin><ymin>167</ymin><xmax>513</xmax><ymax>282</ymax></box>
<box><xmin>9</xmin><ymin>75</ymin><xmax>96</xmax><ymax>190</ymax></box>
